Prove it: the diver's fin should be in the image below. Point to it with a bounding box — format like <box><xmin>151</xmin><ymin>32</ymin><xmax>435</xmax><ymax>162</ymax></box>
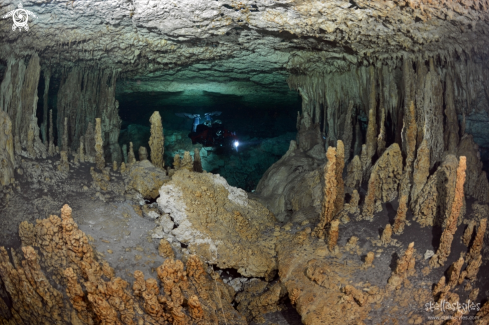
<box><xmin>205</xmin><ymin>111</ymin><xmax>221</xmax><ymax>116</ymax></box>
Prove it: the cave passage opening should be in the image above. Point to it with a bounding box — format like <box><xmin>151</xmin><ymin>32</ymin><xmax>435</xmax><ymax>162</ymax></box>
<box><xmin>115</xmin><ymin>81</ymin><xmax>302</xmax><ymax>192</ymax></box>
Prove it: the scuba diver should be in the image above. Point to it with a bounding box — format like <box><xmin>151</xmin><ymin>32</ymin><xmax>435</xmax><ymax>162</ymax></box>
<box><xmin>175</xmin><ymin>111</ymin><xmax>221</xmax><ymax>132</ymax></box>
<box><xmin>175</xmin><ymin>111</ymin><xmax>238</xmax><ymax>152</ymax></box>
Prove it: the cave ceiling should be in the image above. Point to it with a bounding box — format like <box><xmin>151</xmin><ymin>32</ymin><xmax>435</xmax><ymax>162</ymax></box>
<box><xmin>0</xmin><ymin>0</ymin><xmax>488</xmax><ymax>101</ymax></box>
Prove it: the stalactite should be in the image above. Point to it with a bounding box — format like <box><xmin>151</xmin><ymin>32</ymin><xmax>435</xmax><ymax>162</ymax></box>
<box><xmin>377</xmin><ymin>106</ymin><xmax>386</xmax><ymax>157</ymax></box>
<box><xmin>84</xmin><ymin>122</ymin><xmax>95</xmax><ymax>161</ymax></box>
<box><xmin>444</xmin><ymin>71</ymin><xmax>459</xmax><ymax>154</ymax></box>
<box><xmin>410</xmin><ymin>139</ymin><xmax>430</xmax><ymax>205</ymax></box>
<box><xmin>48</xmin><ymin>109</ymin><xmax>55</xmax><ymax>157</ymax></box>
<box><xmin>345</xmin><ymin>155</ymin><xmax>362</xmax><ymax>191</ymax></box>
<box><xmin>334</xmin><ymin>140</ymin><xmax>345</xmax><ymax>215</ymax></box>
<box><xmin>149</xmin><ymin>111</ymin><xmax>164</xmax><ymax>169</ymax></box>
<box><xmin>79</xmin><ymin>136</ymin><xmax>85</xmax><ymax>163</ymax></box>
<box><xmin>0</xmin><ymin>110</ymin><xmax>15</xmax><ymax>187</ymax></box>
<box><xmin>430</xmin><ymin>156</ymin><xmax>466</xmax><ymax>268</ymax></box>
<box><xmin>63</xmin><ymin>117</ymin><xmax>69</xmax><ymax>153</ymax></box>
<box><xmin>343</xmin><ymin>100</ymin><xmax>354</xmax><ymax>163</ymax></box>
<box><xmin>95</xmin><ymin>118</ymin><xmax>105</xmax><ymax>170</ymax></box>
<box><xmin>365</xmin><ymin>66</ymin><xmax>377</xmax><ymax>167</ymax></box>
<box><xmin>41</xmin><ymin>70</ymin><xmax>51</xmax><ymax>145</ymax></box>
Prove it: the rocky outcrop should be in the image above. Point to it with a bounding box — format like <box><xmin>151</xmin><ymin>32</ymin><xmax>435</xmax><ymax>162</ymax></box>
<box><xmin>256</xmin><ymin>140</ymin><xmax>324</xmax><ymax>221</ymax></box>
<box><xmin>158</xmin><ymin>169</ymin><xmax>277</xmax><ymax>278</ymax></box>
<box><xmin>123</xmin><ymin>160</ymin><xmax>169</xmax><ymax>199</ymax></box>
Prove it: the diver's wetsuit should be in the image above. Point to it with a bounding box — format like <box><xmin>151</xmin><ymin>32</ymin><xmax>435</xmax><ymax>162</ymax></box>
<box><xmin>189</xmin><ymin>123</ymin><xmax>236</xmax><ymax>149</ymax></box>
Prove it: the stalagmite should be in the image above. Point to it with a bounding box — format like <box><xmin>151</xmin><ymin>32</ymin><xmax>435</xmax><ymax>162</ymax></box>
<box><xmin>459</xmin><ymin>255</ymin><xmax>482</xmax><ymax>282</ymax></box>
<box><xmin>327</xmin><ymin>219</ymin><xmax>340</xmax><ymax>252</ymax></box>
<box><xmin>365</xmin><ymin>67</ymin><xmax>377</xmax><ymax>168</ymax></box>
<box><xmin>120</xmin><ymin>162</ymin><xmax>126</xmax><ymax>173</ymax></box>
<box><xmin>78</xmin><ymin>136</ymin><xmax>84</xmax><ymax>163</ymax></box>
<box><xmin>41</xmin><ymin>71</ymin><xmax>51</xmax><ymax>145</ymax></box>
<box><xmin>149</xmin><ymin>111</ymin><xmax>165</xmax><ymax>169</ymax></box>
<box><xmin>410</xmin><ymin>139</ymin><xmax>430</xmax><ymax>204</ymax></box>
<box><xmin>112</xmin><ymin>161</ymin><xmax>118</xmax><ymax>172</ymax></box>
<box><xmin>381</xmin><ymin>224</ymin><xmax>392</xmax><ymax>245</ymax></box>
<box><xmin>138</xmin><ymin>146</ymin><xmax>148</xmax><ymax>161</ymax></box>
<box><xmin>180</xmin><ymin>151</ymin><xmax>193</xmax><ymax>171</ymax></box>
<box><xmin>345</xmin><ymin>155</ymin><xmax>362</xmax><ymax>191</ymax></box>
<box><xmin>377</xmin><ymin>107</ymin><xmax>386</xmax><ymax>157</ymax></box>
<box><xmin>127</xmin><ymin>142</ymin><xmax>136</xmax><ymax>165</ymax></box>
<box><xmin>388</xmin><ymin>242</ymin><xmax>416</xmax><ymax>290</ymax></box>
<box><xmin>95</xmin><ymin>118</ymin><xmax>105</xmax><ymax>170</ymax></box>
<box><xmin>465</xmin><ymin>218</ymin><xmax>487</xmax><ymax>264</ymax></box>
<box><xmin>430</xmin><ymin>157</ymin><xmax>467</xmax><ymax>268</ymax></box>
<box><xmin>27</xmin><ymin>119</ymin><xmax>35</xmax><ymax>158</ymax></box>
<box><xmin>362</xmin><ymin>144</ymin><xmax>403</xmax><ymax>221</ymax></box>
<box><xmin>447</xmin><ymin>257</ymin><xmax>464</xmax><ymax>288</ymax></box>
<box><xmin>122</xmin><ymin>144</ymin><xmax>128</xmax><ymax>164</ymax></box>
<box><xmin>63</xmin><ymin>117</ymin><xmax>69</xmax><ymax>153</ymax></box>
<box><xmin>0</xmin><ymin>110</ymin><xmax>14</xmax><ymax>187</ymax></box>
<box><xmin>334</xmin><ymin>140</ymin><xmax>345</xmax><ymax>215</ymax></box>
<box><xmin>462</xmin><ymin>221</ymin><xmax>476</xmax><ymax>247</ymax></box>
<box><xmin>193</xmin><ymin>148</ymin><xmax>203</xmax><ymax>173</ymax></box>
<box><xmin>312</xmin><ymin>146</ymin><xmax>337</xmax><ymax>239</ymax></box>
<box><xmin>48</xmin><ymin>109</ymin><xmax>55</xmax><ymax>157</ymax></box>
<box><xmin>342</xmin><ymin>100</ymin><xmax>354</xmax><ymax>162</ymax></box>
<box><xmin>363</xmin><ymin>252</ymin><xmax>375</xmax><ymax>269</ymax></box>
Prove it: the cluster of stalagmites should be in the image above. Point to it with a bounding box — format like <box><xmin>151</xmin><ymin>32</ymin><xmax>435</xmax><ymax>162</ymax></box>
<box><xmin>0</xmin><ymin>204</ymin><xmax>251</xmax><ymax>324</ymax></box>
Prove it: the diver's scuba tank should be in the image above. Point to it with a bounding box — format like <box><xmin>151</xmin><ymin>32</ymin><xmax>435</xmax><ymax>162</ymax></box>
<box><xmin>192</xmin><ymin>115</ymin><xmax>200</xmax><ymax>132</ymax></box>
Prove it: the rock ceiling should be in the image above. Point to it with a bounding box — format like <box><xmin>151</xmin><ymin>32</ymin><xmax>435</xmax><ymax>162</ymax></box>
<box><xmin>0</xmin><ymin>0</ymin><xmax>488</xmax><ymax>99</ymax></box>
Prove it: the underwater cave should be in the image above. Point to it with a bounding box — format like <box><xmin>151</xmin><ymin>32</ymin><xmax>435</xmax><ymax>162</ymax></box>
<box><xmin>1</xmin><ymin>0</ymin><xmax>489</xmax><ymax>324</ymax></box>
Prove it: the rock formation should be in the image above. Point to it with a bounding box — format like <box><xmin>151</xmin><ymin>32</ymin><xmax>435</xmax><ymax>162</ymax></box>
<box><xmin>387</xmin><ymin>242</ymin><xmax>416</xmax><ymax>290</ymax></box>
<box><xmin>127</xmin><ymin>142</ymin><xmax>136</xmax><ymax>165</ymax></box>
<box><xmin>149</xmin><ymin>111</ymin><xmax>164</xmax><ymax>169</ymax></box>
<box><xmin>345</xmin><ymin>155</ymin><xmax>362</xmax><ymax>191</ymax></box>
<box><xmin>123</xmin><ymin>160</ymin><xmax>169</xmax><ymax>199</ymax></box>
<box><xmin>193</xmin><ymin>148</ymin><xmax>203</xmax><ymax>173</ymax></box>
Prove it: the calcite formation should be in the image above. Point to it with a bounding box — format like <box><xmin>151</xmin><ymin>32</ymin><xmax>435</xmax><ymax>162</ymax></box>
<box><xmin>430</xmin><ymin>157</ymin><xmax>467</xmax><ymax>268</ymax></box>
<box><xmin>94</xmin><ymin>118</ymin><xmax>105</xmax><ymax>171</ymax></box>
<box><xmin>410</xmin><ymin>139</ymin><xmax>431</xmax><ymax>205</ymax></box>
<box><xmin>180</xmin><ymin>151</ymin><xmax>193</xmax><ymax>172</ymax></box>
<box><xmin>362</xmin><ymin>144</ymin><xmax>403</xmax><ymax>221</ymax></box>
<box><xmin>58</xmin><ymin>151</ymin><xmax>70</xmax><ymax>174</ymax></box>
<box><xmin>157</xmin><ymin>169</ymin><xmax>277</xmax><ymax>278</ymax></box>
<box><xmin>381</xmin><ymin>224</ymin><xmax>392</xmax><ymax>245</ymax></box>
<box><xmin>148</xmin><ymin>111</ymin><xmax>164</xmax><ymax>169</ymax></box>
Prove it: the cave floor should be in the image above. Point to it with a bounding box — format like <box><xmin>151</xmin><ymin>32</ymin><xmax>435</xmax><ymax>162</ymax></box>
<box><xmin>0</xmin><ymin>155</ymin><xmax>487</xmax><ymax>324</ymax></box>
